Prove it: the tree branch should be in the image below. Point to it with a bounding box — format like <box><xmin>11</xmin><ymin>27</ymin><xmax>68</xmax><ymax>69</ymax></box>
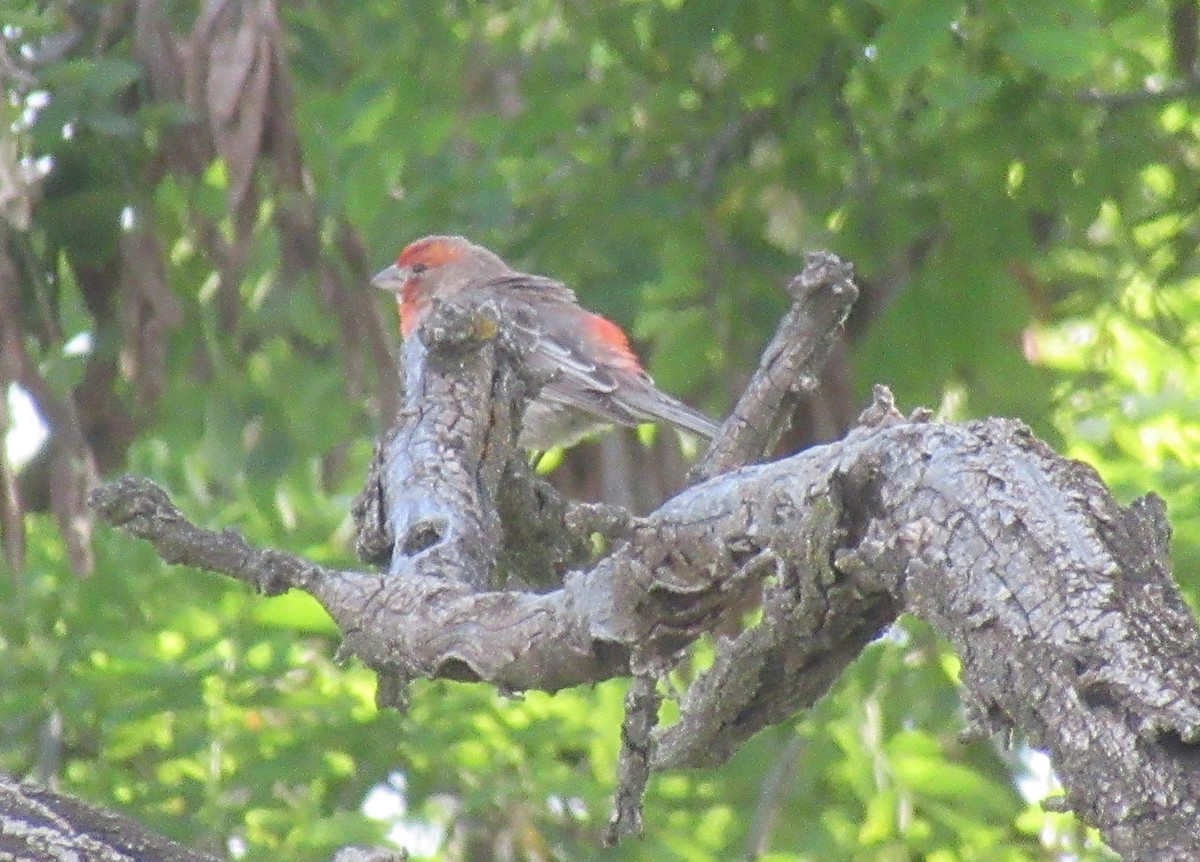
<box><xmin>1076</xmin><ymin>72</ymin><xmax>1200</xmax><ymax>108</ymax></box>
<box><xmin>690</xmin><ymin>251</ymin><xmax>858</xmax><ymax>482</ymax></box>
<box><xmin>90</xmin><ymin>250</ymin><xmax>1200</xmax><ymax>860</ymax></box>
<box><xmin>92</xmin><ymin>413</ymin><xmax>1200</xmax><ymax>858</ymax></box>
<box><xmin>350</xmin><ymin>296</ymin><xmax>595</xmax><ymax>592</ymax></box>
<box><xmin>603</xmin><ymin>675</ymin><xmax>661</xmax><ymax>846</ymax></box>
<box><xmin>0</xmin><ymin>773</ymin><xmax>218</xmax><ymax>862</ymax></box>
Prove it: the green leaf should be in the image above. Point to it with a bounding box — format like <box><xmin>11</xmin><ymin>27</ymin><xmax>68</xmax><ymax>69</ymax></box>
<box><xmin>867</xmin><ymin>0</ymin><xmax>961</xmax><ymax>83</ymax></box>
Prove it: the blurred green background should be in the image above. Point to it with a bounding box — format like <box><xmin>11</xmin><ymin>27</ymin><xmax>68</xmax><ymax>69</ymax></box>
<box><xmin>2</xmin><ymin>1</ymin><xmax>1197</xmax><ymax>859</ymax></box>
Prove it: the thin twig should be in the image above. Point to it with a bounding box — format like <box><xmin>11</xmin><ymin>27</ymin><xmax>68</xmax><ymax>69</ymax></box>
<box><xmin>741</xmin><ymin>731</ymin><xmax>806</xmax><ymax>861</ymax></box>
<box><xmin>88</xmin><ymin>477</ymin><xmax>321</xmax><ymax>596</ymax></box>
<box><xmin>1076</xmin><ymin>73</ymin><xmax>1200</xmax><ymax>108</ymax></box>
<box><xmin>604</xmin><ymin>675</ymin><xmax>661</xmax><ymax>846</ymax></box>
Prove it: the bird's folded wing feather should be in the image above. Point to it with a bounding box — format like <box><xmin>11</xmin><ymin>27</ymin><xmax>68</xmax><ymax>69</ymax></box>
<box><xmin>479</xmin><ymin>273</ymin><xmax>719</xmax><ymax>437</ymax></box>
<box><xmin>480</xmin><ymin>274</ymin><xmax>645</xmax><ymax>425</ymax></box>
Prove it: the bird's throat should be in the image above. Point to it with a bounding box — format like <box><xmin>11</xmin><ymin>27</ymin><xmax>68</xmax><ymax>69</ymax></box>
<box><xmin>399</xmin><ymin>282</ymin><xmax>422</xmax><ymax>338</ymax></box>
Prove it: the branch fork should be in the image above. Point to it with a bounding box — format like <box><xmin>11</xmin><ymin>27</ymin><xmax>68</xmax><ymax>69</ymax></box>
<box><xmin>91</xmin><ymin>253</ymin><xmax>1200</xmax><ymax>860</ymax></box>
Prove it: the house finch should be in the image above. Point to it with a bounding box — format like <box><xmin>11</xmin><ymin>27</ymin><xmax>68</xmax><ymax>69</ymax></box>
<box><xmin>372</xmin><ymin>235</ymin><xmax>719</xmax><ymax>450</ymax></box>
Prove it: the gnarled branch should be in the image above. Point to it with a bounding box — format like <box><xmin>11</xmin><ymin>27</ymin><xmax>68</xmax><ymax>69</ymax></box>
<box><xmin>90</xmin><ymin>252</ymin><xmax>1200</xmax><ymax>861</ymax></box>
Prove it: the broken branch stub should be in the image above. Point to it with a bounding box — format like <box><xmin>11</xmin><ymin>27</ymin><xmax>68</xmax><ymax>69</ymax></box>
<box><xmin>378</xmin><ymin>298</ymin><xmax>527</xmax><ymax>590</ymax></box>
<box><xmin>690</xmin><ymin>251</ymin><xmax>859</xmax><ymax>482</ymax></box>
<box><xmin>355</xmin><ymin>294</ymin><xmax>595</xmax><ymax>590</ymax></box>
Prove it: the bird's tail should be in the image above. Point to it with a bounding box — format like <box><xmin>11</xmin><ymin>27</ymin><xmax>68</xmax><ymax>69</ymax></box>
<box><xmin>626</xmin><ymin>386</ymin><xmax>720</xmax><ymax>439</ymax></box>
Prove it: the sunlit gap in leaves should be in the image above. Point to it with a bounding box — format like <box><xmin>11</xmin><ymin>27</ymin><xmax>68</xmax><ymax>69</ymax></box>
<box><xmin>546</xmin><ymin>793</ymin><xmax>588</xmax><ymax>818</ymax></box>
<box><xmin>20</xmin><ymin>90</ymin><xmax>50</xmax><ymax>127</ymax></box>
<box><xmin>1016</xmin><ymin>748</ymin><xmax>1060</xmax><ymax>805</ymax></box>
<box><xmin>359</xmin><ymin>772</ymin><xmax>590</xmax><ymax>858</ymax></box>
<box><xmin>362</xmin><ymin>771</ymin><xmax>444</xmax><ymax>858</ymax></box>
<box><xmin>1014</xmin><ymin>749</ymin><xmax>1104</xmax><ymax>857</ymax></box>
<box><xmin>226</xmin><ymin>835</ymin><xmax>248</xmax><ymax>860</ymax></box>
<box><xmin>4</xmin><ymin>331</ymin><xmax>92</xmax><ymax>469</ymax></box>
<box><xmin>64</xmin><ymin>331</ymin><xmax>93</xmax><ymax>357</ymax></box>
<box><xmin>5</xmin><ymin>384</ymin><xmax>48</xmax><ymax>468</ymax></box>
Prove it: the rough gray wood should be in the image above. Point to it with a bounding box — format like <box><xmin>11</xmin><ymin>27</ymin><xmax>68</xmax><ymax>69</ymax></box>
<box><xmin>0</xmin><ymin>770</ymin><xmax>405</xmax><ymax>862</ymax></box>
<box><xmin>91</xmin><ymin>416</ymin><xmax>1200</xmax><ymax>860</ymax></box>
<box><xmin>690</xmin><ymin>251</ymin><xmax>858</xmax><ymax>482</ymax></box>
<box><xmin>0</xmin><ymin>774</ymin><xmax>217</xmax><ymax>862</ymax></box>
<box><xmin>353</xmin><ymin>297</ymin><xmax>596</xmax><ymax>593</ymax></box>
<box><xmin>88</xmin><ymin>252</ymin><xmax>1200</xmax><ymax>860</ymax></box>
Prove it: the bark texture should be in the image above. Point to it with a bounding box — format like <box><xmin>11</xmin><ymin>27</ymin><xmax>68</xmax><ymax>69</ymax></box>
<box><xmin>0</xmin><ymin>774</ymin><xmax>217</xmax><ymax>862</ymax></box>
<box><xmin>84</xmin><ymin>253</ymin><xmax>1200</xmax><ymax>861</ymax></box>
<box><xmin>0</xmin><ymin>773</ymin><xmax>405</xmax><ymax>862</ymax></box>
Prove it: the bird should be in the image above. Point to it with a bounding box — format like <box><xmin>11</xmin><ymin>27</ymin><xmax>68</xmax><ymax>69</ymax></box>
<box><xmin>371</xmin><ymin>235</ymin><xmax>719</xmax><ymax>450</ymax></box>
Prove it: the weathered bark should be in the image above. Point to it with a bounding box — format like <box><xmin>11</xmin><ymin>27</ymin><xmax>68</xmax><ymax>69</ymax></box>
<box><xmin>0</xmin><ymin>772</ymin><xmax>408</xmax><ymax>862</ymax></box>
<box><xmin>90</xmin><ymin>412</ymin><xmax>1200</xmax><ymax>859</ymax></box>
<box><xmin>0</xmin><ymin>773</ymin><xmax>217</xmax><ymax>862</ymax></box>
<box><xmin>88</xmin><ymin>253</ymin><xmax>1200</xmax><ymax>861</ymax></box>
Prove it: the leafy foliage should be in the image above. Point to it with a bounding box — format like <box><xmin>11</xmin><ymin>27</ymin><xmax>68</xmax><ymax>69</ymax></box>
<box><xmin>1</xmin><ymin>1</ymin><xmax>1196</xmax><ymax>860</ymax></box>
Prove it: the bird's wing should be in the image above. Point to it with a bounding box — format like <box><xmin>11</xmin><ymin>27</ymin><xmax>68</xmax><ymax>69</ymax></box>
<box><xmin>523</xmin><ymin>310</ymin><xmax>648</xmax><ymax>426</ymax></box>
<box><xmin>527</xmin><ymin>314</ymin><xmax>720</xmax><ymax>437</ymax></box>
<box><xmin>479</xmin><ymin>274</ymin><xmax>719</xmax><ymax>437</ymax></box>
<box><xmin>478</xmin><ymin>274</ymin><xmax>646</xmax><ymax>426</ymax></box>
<box><xmin>478</xmin><ymin>273</ymin><xmax>579</xmax><ymax>304</ymax></box>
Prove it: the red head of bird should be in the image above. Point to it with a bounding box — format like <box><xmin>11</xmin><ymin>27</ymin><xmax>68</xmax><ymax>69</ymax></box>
<box><xmin>371</xmin><ymin>235</ymin><xmax>511</xmax><ymax>337</ymax></box>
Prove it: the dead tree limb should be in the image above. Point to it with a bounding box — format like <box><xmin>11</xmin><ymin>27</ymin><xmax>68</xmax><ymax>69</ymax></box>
<box><xmin>0</xmin><ymin>773</ymin><xmax>218</xmax><ymax>862</ymax></box>
<box><xmin>690</xmin><ymin>251</ymin><xmax>858</xmax><ymax>481</ymax></box>
<box><xmin>91</xmin><ymin>416</ymin><xmax>1200</xmax><ymax>859</ymax></box>
<box><xmin>90</xmin><ymin>251</ymin><xmax>1200</xmax><ymax>861</ymax></box>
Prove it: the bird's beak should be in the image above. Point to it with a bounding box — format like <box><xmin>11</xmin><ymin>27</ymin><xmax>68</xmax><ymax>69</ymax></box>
<box><xmin>371</xmin><ymin>264</ymin><xmax>409</xmax><ymax>293</ymax></box>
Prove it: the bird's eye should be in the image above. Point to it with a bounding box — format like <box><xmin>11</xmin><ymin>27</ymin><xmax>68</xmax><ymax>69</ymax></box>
<box><xmin>411</xmin><ymin>262</ymin><xmax>428</xmax><ymax>274</ymax></box>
